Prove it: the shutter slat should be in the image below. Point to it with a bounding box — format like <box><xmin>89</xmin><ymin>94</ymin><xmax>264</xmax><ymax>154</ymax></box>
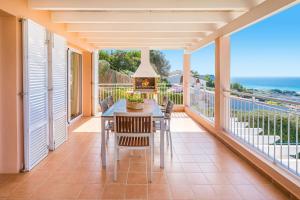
<box><xmin>50</xmin><ymin>34</ymin><xmax>67</xmax><ymax>150</ymax></box>
<box><xmin>23</xmin><ymin>19</ymin><xmax>49</xmax><ymax>171</ymax></box>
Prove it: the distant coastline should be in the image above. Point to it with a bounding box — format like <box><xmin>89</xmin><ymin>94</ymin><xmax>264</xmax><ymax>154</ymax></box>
<box><xmin>231</xmin><ymin>77</ymin><xmax>300</xmax><ymax>92</ymax></box>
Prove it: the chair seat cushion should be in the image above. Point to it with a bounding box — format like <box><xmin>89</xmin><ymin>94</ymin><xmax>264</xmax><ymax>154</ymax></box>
<box><xmin>118</xmin><ymin>136</ymin><xmax>149</xmax><ymax>147</ymax></box>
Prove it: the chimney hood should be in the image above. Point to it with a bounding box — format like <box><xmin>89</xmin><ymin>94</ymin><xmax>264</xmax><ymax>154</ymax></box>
<box><xmin>132</xmin><ymin>48</ymin><xmax>160</xmax><ymax>78</ymax></box>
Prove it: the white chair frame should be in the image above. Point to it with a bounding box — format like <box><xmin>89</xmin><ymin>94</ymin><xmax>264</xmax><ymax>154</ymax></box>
<box><xmin>113</xmin><ymin>112</ymin><xmax>154</xmax><ymax>182</ymax></box>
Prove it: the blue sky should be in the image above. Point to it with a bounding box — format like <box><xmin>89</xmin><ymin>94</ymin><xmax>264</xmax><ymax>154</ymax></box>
<box><xmin>161</xmin><ymin>3</ymin><xmax>300</xmax><ymax>77</ymax></box>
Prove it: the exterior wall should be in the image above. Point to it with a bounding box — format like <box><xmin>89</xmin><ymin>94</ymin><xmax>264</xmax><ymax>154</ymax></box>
<box><xmin>0</xmin><ymin>0</ymin><xmax>93</xmax><ymax>51</ymax></box>
<box><xmin>214</xmin><ymin>36</ymin><xmax>230</xmax><ymax>131</ymax></box>
<box><xmin>183</xmin><ymin>53</ymin><xmax>191</xmax><ymax>106</ymax></box>
<box><xmin>0</xmin><ymin>1</ymin><xmax>94</xmax><ymax>173</ymax></box>
<box><xmin>82</xmin><ymin>51</ymin><xmax>92</xmax><ymax>117</ymax></box>
<box><xmin>0</xmin><ymin>14</ymin><xmax>23</xmax><ymax>173</ymax></box>
<box><xmin>0</xmin><ymin>18</ymin><xmax>2</xmax><ymax>143</ymax></box>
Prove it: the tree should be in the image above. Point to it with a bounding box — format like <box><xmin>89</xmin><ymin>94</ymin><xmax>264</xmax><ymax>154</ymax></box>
<box><xmin>99</xmin><ymin>50</ymin><xmax>111</xmax><ymax>62</ymax></box>
<box><xmin>204</xmin><ymin>75</ymin><xmax>215</xmax><ymax>88</ymax></box>
<box><xmin>231</xmin><ymin>82</ymin><xmax>246</xmax><ymax>92</ymax></box>
<box><xmin>191</xmin><ymin>70</ymin><xmax>200</xmax><ymax>79</ymax></box>
<box><xmin>99</xmin><ymin>50</ymin><xmax>171</xmax><ymax>78</ymax></box>
<box><xmin>150</xmin><ymin>50</ymin><xmax>171</xmax><ymax>77</ymax></box>
<box><xmin>109</xmin><ymin>50</ymin><xmax>141</xmax><ymax>72</ymax></box>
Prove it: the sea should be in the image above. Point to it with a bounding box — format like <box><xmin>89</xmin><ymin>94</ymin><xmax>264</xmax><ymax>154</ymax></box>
<box><xmin>231</xmin><ymin>77</ymin><xmax>300</xmax><ymax>93</ymax></box>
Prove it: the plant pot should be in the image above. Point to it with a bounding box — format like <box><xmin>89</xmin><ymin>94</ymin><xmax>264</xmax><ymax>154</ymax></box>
<box><xmin>126</xmin><ymin>100</ymin><xmax>144</xmax><ymax>110</ymax></box>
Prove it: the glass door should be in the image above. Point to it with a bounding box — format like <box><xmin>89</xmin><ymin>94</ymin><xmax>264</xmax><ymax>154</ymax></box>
<box><xmin>68</xmin><ymin>49</ymin><xmax>82</xmax><ymax>122</ymax></box>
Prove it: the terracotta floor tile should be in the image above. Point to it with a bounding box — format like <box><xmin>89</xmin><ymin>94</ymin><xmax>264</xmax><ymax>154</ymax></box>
<box><xmin>204</xmin><ymin>173</ymin><xmax>231</xmax><ymax>185</ymax></box>
<box><xmin>127</xmin><ymin>173</ymin><xmax>148</xmax><ymax>184</ymax></box>
<box><xmin>225</xmin><ymin>173</ymin><xmax>252</xmax><ymax>185</ymax></box>
<box><xmin>244</xmin><ymin>171</ymin><xmax>272</xmax><ymax>186</ymax></box>
<box><xmin>0</xmin><ymin>182</ymin><xmax>19</xmax><ymax>198</ymax></box>
<box><xmin>45</xmin><ymin>171</ymin><xmax>71</xmax><ymax>184</ymax></box>
<box><xmin>0</xmin><ymin>113</ymin><xmax>291</xmax><ymax>200</ymax></box>
<box><xmin>148</xmin><ymin>184</ymin><xmax>171</xmax><ymax>200</ymax></box>
<box><xmin>186</xmin><ymin>173</ymin><xmax>209</xmax><ymax>185</ymax></box>
<box><xmin>125</xmin><ymin>185</ymin><xmax>147</xmax><ymax>199</ymax></box>
<box><xmin>212</xmin><ymin>185</ymin><xmax>242</xmax><ymax>200</ymax></box>
<box><xmin>106</xmin><ymin>172</ymin><xmax>128</xmax><ymax>184</ymax></box>
<box><xmin>181</xmin><ymin>163</ymin><xmax>202</xmax><ymax>173</ymax></box>
<box><xmin>78</xmin><ymin>184</ymin><xmax>104</xmax><ymax>199</ymax></box>
<box><xmin>87</xmin><ymin>171</ymin><xmax>108</xmax><ymax>184</ymax></box>
<box><xmin>151</xmin><ymin>173</ymin><xmax>168</xmax><ymax>184</ymax></box>
<box><xmin>8</xmin><ymin>182</ymin><xmax>39</xmax><ymax>198</ymax></box>
<box><xmin>22</xmin><ymin>170</ymin><xmax>51</xmax><ymax>185</ymax></box>
<box><xmin>0</xmin><ymin>175</ymin><xmax>10</xmax><ymax>184</ymax></box>
<box><xmin>166</xmin><ymin>173</ymin><xmax>189</xmax><ymax>185</ymax></box>
<box><xmin>192</xmin><ymin>185</ymin><xmax>216</xmax><ymax>200</ymax></box>
<box><xmin>66</xmin><ymin>172</ymin><xmax>91</xmax><ymax>184</ymax></box>
<box><xmin>235</xmin><ymin>185</ymin><xmax>265</xmax><ymax>200</ymax></box>
<box><xmin>170</xmin><ymin>184</ymin><xmax>195</xmax><ymax>200</ymax></box>
<box><xmin>165</xmin><ymin>163</ymin><xmax>184</xmax><ymax>173</ymax></box>
<box><xmin>102</xmin><ymin>184</ymin><xmax>126</xmax><ymax>199</ymax></box>
<box><xmin>193</xmin><ymin>155</ymin><xmax>212</xmax><ymax>163</ymax></box>
<box><xmin>254</xmin><ymin>184</ymin><xmax>289</xmax><ymax>200</ymax></box>
<box><xmin>33</xmin><ymin>183</ymin><xmax>84</xmax><ymax>199</ymax></box>
<box><xmin>129</xmin><ymin>162</ymin><xmax>147</xmax><ymax>173</ymax></box>
<box><xmin>6</xmin><ymin>198</ymin><xmax>32</xmax><ymax>200</ymax></box>
<box><xmin>116</xmin><ymin>160</ymin><xmax>130</xmax><ymax>172</ymax></box>
<box><xmin>177</xmin><ymin>155</ymin><xmax>196</xmax><ymax>163</ymax></box>
<box><xmin>198</xmin><ymin>163</ymin><xmax>220</xmax><ymax>173</ymax></box>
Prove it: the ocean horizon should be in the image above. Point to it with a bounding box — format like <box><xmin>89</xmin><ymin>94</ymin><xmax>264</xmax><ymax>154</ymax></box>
<box><xmin>231</xmin><ymin>77</ymin><xmax>300</xmax><ymax>92</ymax></box>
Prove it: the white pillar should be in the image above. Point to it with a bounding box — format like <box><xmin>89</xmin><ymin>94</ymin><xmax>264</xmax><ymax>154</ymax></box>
<box><xmin>215</xmin><ymin>36</ymin><xmax>230</xmax><ymax>132</ymax></box>
<box><xmin>183</xmin><ymin>51</ymin><xmax>191</xmax><ymax>107</ymax></box>
<box><xmin>92</xmin><ymin>50</ymin><xmax>99</xmax><ymax>116</ymax></box>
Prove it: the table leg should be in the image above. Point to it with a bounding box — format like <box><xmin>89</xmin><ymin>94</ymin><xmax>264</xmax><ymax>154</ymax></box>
<box><xmin>160</xmin><ymin>118</ymin><xmax>165</xmax><ymax>168</ymax></box>
<box><xmin>101</xmin><ymin>118</ymin><xmax>106</xmax><ymax>167</ymax></box>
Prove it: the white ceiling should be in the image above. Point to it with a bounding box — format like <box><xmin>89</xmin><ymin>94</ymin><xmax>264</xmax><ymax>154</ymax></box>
<box><xmin>28</xmin><ymin>0</ymin><xmax>297</xmax><ymax>51</ymax></box>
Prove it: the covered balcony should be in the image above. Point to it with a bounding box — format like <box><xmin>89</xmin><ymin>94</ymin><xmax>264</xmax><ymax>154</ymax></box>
<box><xmin>0</xmin><ymin>0</ymin><xmax>299</xmax><ymax>199</ymax></box>
<box><xmin>0</xmin><ymin>113</ymin><xmax>292</xmax><ymax>199</ymax></box>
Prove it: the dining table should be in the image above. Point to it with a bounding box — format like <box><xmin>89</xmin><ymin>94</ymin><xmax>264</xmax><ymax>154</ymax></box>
<box><xmin>101</xmin><ymin>99</ymin><xmax>166</xmax><ymax>168</ymax></box>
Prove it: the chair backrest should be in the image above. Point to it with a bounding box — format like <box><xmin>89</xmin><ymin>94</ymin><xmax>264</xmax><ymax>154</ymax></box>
<box><xmin>107</xmin><ymin>96</ymin><xmax>114</xmax><ymax>107</ymax></box>
<box><xmin>114</xmin><ymin>112</ymin><xmax>153</xmax><ymax>135</ymax></box>
<box><xmin>165</xmin><ymin>100</ymin><xmax>174</xmax><ymax>114</ymax></box>
<box><xmin>162</xmin><ymin>96</ymin><xmax>168</xmax><ymax>106</ymax></box>
<box><xmin>100</xmin><ymin>99</ymin><xmax>109</xmax><ymax>113</ymax></box>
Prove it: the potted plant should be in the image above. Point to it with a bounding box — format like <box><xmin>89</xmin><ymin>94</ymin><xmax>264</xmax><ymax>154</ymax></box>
<box><xmin>126</xmin><ymin>93</ymin><xmax>144</xmax><ymax>110</ymax></box>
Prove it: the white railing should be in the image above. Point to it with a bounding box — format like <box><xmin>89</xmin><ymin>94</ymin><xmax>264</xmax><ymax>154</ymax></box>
<box><xmin>98</xmin><ymin>83</ymin><xmax>183</xmax><ymax>105</ymax></box>
<box><xmin>223</xmin><ymin>90</ymin><xmax>300</xmax><ymax>177</ymax></box>
<box><xmin>190</xmin><ymin>87</ymin><xmax>215</xmax><ymax>123</ymax></box>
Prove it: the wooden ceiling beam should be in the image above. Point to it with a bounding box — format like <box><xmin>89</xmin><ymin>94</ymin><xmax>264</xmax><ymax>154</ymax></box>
<box><xmin>29</xmin><ymin>0</ymin><xmax>260</xmax><ymax>11</ymax></box>
<box><xmin>52</xmin><ymin>11</ymin><xmax>244</xmax><ymax>23</ymax></box>
<box><xmin>78</xmin><ymin>32</ymin><xmax>208</xmax><ymax>39</ymax></box>
<box><xmin>67</xmin><ymin>23</ymin><xmax>217</xmax><ymax>32</ymax></box>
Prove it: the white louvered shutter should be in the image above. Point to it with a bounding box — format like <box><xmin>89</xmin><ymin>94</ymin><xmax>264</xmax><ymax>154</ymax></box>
<box><xmin>48</xmin><ymin>33</ymin><xmax>68</xmax><ymax>150</ymax></box>
<box><xmin>92</xmin><ymin>51</ymin><xmax>99</xmax><ymax>116</ymax></box>
<box><xmin>23</xmin><ymin>19</ymin><xmax>49</xmax><ymax>171</ymax></box>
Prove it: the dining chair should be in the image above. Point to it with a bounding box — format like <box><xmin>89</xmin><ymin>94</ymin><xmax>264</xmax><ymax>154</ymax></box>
<box><xmin>165</xmin><ymin>100</ymin><xmax>174</xmax><ymax>157</ymax></box>
<box><xmin>107</xmin><ymin>96</ymin><xmax>114</xmax><ymax>107</ymax></box>
<box><xmin>113</xmin><ymin>112</ymin><xmax>154</xmax><ymax>182</ymax></box>
<box><xmin>153</xmin><ymin>100</ymin><xmax>174</xmax><ymax>157</ymax></box>
<box><xmin>100</xmin><ymin>99</ymin><xmax>113</xmax><ymax>144</ymax></box>
<box><xmin>160</xmin><ymin>96</ymin><xmax>168</xmax><ymax>112</ymax></box>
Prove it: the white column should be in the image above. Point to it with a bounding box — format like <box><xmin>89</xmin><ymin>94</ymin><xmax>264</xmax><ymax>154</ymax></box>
<box><xmin>183</xmin><ymin>51</ymin><xmax>191</xmax><ymax>107</ymax></box>
<box><xmin>92</xmin><ymin>50</ymin><xmax>99</xmax><ymax>116</ymax></box>
<box><xmin>215</xmin><ymin>36</ymin><xmax>230</xmax><ymax>132</ymax></box>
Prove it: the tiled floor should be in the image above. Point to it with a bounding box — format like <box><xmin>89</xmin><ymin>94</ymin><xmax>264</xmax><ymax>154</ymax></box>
<box><xmin>0</xmin><ymin>113</ymin><xmax>291</xmax><ymax>200</ymax></box>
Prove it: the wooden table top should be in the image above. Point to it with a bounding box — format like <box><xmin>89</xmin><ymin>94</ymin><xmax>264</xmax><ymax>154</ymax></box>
<box><xmin>101</xmin><ymin>99</ymin><xmax>164</xmax><ymax>118</ymax></box>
